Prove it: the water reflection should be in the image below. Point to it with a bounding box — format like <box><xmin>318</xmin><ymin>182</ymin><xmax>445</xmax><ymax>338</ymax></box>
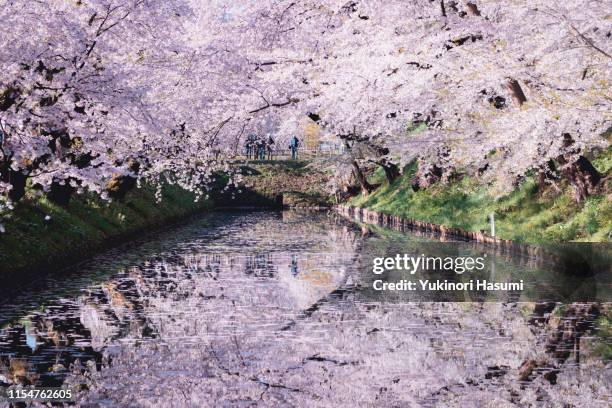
<box><xmin>0</xmin><ymin>211</ymin><xmax>358</xmax><ymax>390</ymax></box>
<box><xmin>0</xmin><ymin>210</ymin><xmax>609</xmax><ymax>407</ymax></box>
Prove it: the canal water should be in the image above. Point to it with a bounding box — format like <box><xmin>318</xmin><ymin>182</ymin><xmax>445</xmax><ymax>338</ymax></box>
<box><xmin>0</xmin><ymin>210</ymin><xmax>609</xmax><ymax>407</ymax></box>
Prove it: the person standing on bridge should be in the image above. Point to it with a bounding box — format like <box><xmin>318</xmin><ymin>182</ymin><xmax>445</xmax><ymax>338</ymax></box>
<box><xmin>289</xmin><ymin>135</ymin><xmax>300</xmax><ymax>160</ymax></box>
<box><xmin>266</xmin><ymin>134</ymin><xmax>275</xmax><ymax>160</ymax></box>
<box><xmin>256</xmin><ymin>136</ymin><xmax>266</xmax><ymax>160</ymax></box>
<box><xmin>245</xmin><ymin>133</ymin><xmax>256</xmax><ymax>159</ymax></box>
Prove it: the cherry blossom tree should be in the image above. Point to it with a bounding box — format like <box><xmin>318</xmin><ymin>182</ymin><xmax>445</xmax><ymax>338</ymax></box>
<box><xmin>0</xmin><ymin>0</ymin><xmax>197</xmax><ymax>204</ymax></box>
<box><xmin>229</xmin><ymin>0</ymin><xmax>610</xmax><ymax>198</ymax></box>
<box><xmin>1</xmin><ymin>0</ymin><xmax>609</xmax><ymax>226</ymax></box>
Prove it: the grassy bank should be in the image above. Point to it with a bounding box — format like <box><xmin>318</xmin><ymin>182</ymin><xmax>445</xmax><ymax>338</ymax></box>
<box><xmin>350</xmin><ymin>149</ymin><xmax>611</xmax><ymax>243</ymax></box>
<box><xmin>0</xmin><ymin>184</ymin><xmax>213</xmax><ymax>277</ymax></box>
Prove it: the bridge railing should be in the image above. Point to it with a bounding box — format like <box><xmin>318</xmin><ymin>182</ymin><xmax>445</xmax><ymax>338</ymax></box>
<box><xmin>238</xmin><ymin>147</ymin><xmax>344</xmax><ymax>160</ymax></box>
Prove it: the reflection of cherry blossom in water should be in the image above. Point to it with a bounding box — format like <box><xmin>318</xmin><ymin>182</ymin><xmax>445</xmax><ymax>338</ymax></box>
<box><xmin>0</xmin><ymin>211</ymin><xmax>609</xmax><ymax>407</ymax></box>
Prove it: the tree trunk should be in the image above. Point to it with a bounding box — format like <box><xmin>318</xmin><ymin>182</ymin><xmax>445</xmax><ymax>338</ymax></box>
<box><xmin>106</xmin><ymin>173</ymin><xmax>137</xmax><ymax>200</ymax></box>
<box><xmin>8</xmin><ymin>169</ymin><xmax>27</xmax><ymax>202</ymax></box>
<box><xmin>557</xmin><ymin>134</ymin><xmax>602</xmax><ymax>202</ymax></box>
<box><xmin>47</xmin><ymin>180</ymin><xmax>75</xmax><ymax>206</ymax></box>
<box><xmin>351</xmin><ymin>160</ymin><xmax>374</xmax><ymax>195</ymax></box>
<box><xmin>561</xmin><ymin>156</ymin><xmax>601</xmax><ymax>202</ymax></box>
<box><xmin>411</xmin><ymin>161</ymin><xmax>443</xmax><ymax>191</ymax></box>
<box><xmin>536</xmin><ymin>160</ymin><xmax>561</xmax><ymax>192</ymax></box>
<box><xmin>378</xmin><ymin>159</ymin><xmax>400</xmax><ymax>184</ymax></box>
<box><xmin>506</xmin><ymin>79</ymin><xmax>527</xmax><ymax>106</ymax></box>
<box><xmin>1</xmin><ymin>160</ymin><xmax>27</xmax><ymax>202</ymax></box>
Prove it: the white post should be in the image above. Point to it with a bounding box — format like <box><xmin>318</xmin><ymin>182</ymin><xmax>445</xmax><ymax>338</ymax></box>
<box><xmin>490</xmin><ymin>212</ymin><xmax>495</xmax><ymax>237</ymax></box>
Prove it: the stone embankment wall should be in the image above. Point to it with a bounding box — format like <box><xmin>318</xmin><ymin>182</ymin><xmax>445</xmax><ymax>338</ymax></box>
<box><xmin>335</xmin><ymin>204</ymin><xmax>547</xmax><ymax>259</ymax></box>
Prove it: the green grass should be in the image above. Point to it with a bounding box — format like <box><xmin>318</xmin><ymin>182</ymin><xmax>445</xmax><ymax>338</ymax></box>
<box><xmin>0</xmin><ymin>184</ymin><xmax>212</xmax><ymax>275</ymax></box>
<box><xmin>350</xmin><ymin>149</ymin><xmax>611</xmax><ymax>243</ymax></box>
